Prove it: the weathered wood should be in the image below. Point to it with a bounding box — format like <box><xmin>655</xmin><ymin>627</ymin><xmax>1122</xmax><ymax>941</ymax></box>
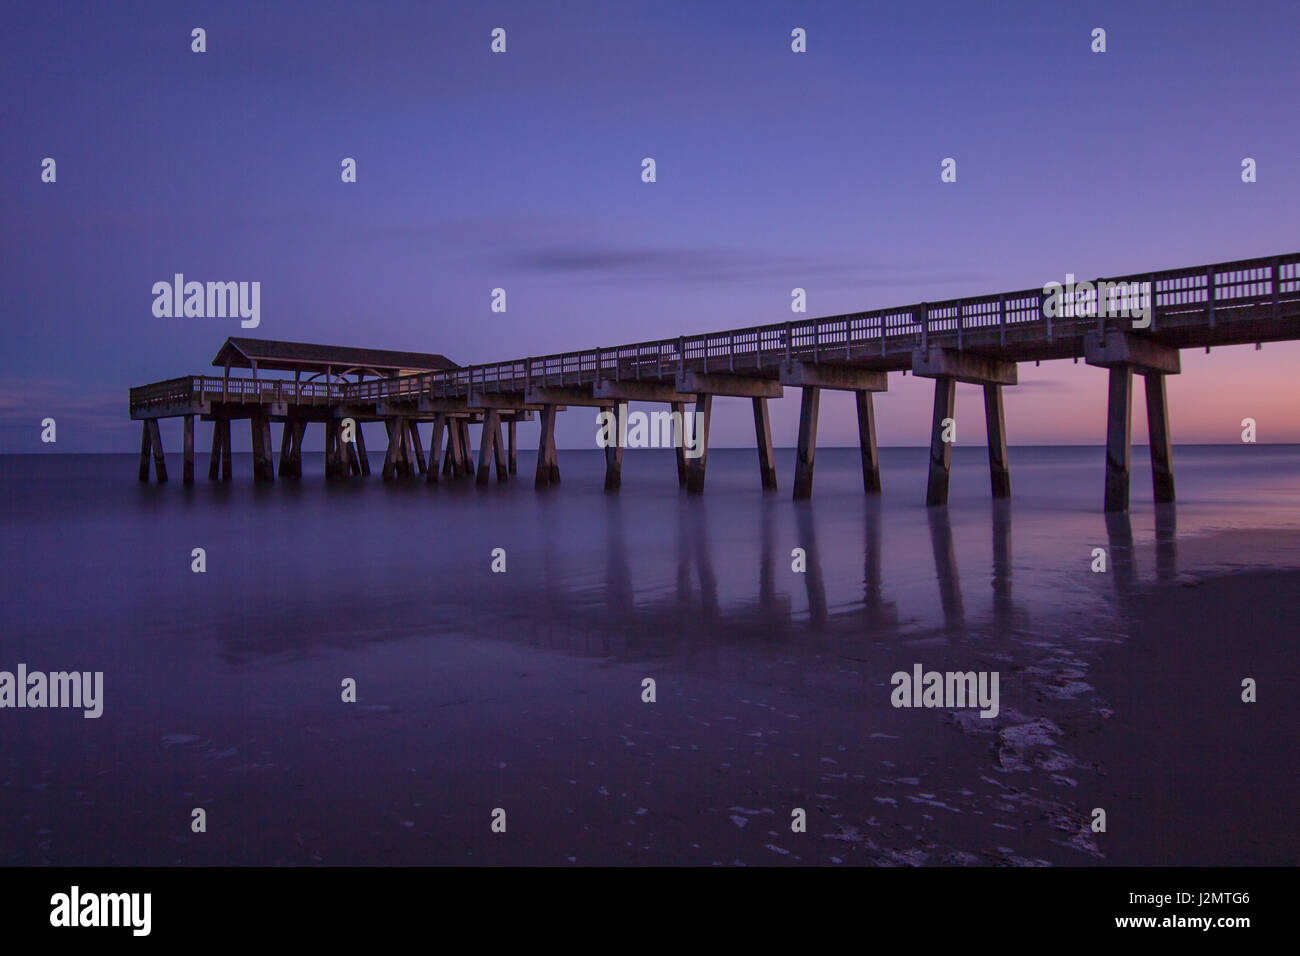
<box><xmin>292</xmin><ymin>420</ymin><xmax>307</xmax><ymax>477</ymax></box>
<box><xmin>147</xmin><ymin>418</ymin><xmax>167</xmax><ymax>482</ymax></box>
<box><xmin>1104</xmin><ymin>366</ymin><xmax>1133</xmax><ymax>512</ymax></box>
<box><xmin>535</xmin><ymin>405</ymin><xmax>554</xmax><ymax>488</ymax></box>
<box><xmin>477</xmin><ymin>410</ymin><xmax>500</xmax><ymax>485</ymax></box>
<box><xmin>182</xmin><ymin>415</ymin><xmax>195</xmax><ymax>484</ymax></box>
<box><xmin>277</xmin><ymin>419</ymin><xmax>294</xmax><ymax>476</ymax></box>
<box><xmin>912</xmin><ymin>347</ymin><xmax>1017</xmax><ymax>386</ymax></box>
<box><xmin>526</xmin><ymin>386</ymin><xmax>603</xmax><ymax>408</ymax></box>
<box><xmin>493</xmin><ymin>420</ymin><xmax>508</xmax><ymax>481</ymax></box>
<box><xmin>545</xmin><ymin>408</ymin><xmax>560</xmax><ymax>484</ymax></box>
<box><xmin>1085</xmin><ymin>332</ymin><xmax>1180</xmax><ymax>375</ymax></box>
<box><xmin>602</xmin><ymin>405</ymin><xmax>623</xmax><ymax>492</ymax></box>
<box><xmin>752</xmin><ymin>397</ymin><xmax>777</xmax><ymax>491</ymax></box>
<box><xmin>326</xmin><ymin>420</ymin><xmax>347</xmax><ymax>480</ymax></box>
<box><xmin>685</xmin><ymin>394</ymin><xmax>712</xmax><ymax>494</ymax></box>
<box><xmin>207</xmin><ymin>420</ymin><xmax>221</xmax><ymax>480</ymax></box>
<box><xmin>218</xmin><ymin>420</ymin><xmax>232</xmax><ymax>480</ymax></box>
<box><xmin>507</xmin><ymin>420</ymin><xmax>517</xmax><ymax>475</ymax></box>
<box><xmin>407</xmin><ymin>420</ymin><xmax>426</xmax><ymax>475</ymax></box>
<box><xmin>1144</xmin><ymin>372</ymin><xmax>1175</xmax><ymax>504</ymax></box>
<box><xmin>250</xmin><ymin>414</ymin><xmax>274</xmax><ymax>482</ymax></box>
<box><xmin>855</xmin><ymin>390</ymin><xmax>882</xmax><ymax>494</ymax></box>
<box><xmin>346</xmin><ymin>432</ymin><xmax>362</xmax><ymax>476</ymax></box>
<box><xmin>793</xmin><ymin>386</ymin><xmax>820</xmax><ymax>500</ymax></box>
<box><xmin>355</xmin><ymin>422</ymin><xmax>370</xmax><ymax>476</ymax></box>
<box><xmin>139</xmin><ymin>422</ymin><xmax>151</xmax><ymax>481</ymax></box>
<box><xmin>458</xmin><ymin>420</ymin><xmax>474</xmax><ymax>479</ymax></box>
<box><xmin>426</xmin><ymin>414</ymin><xmax>446</xmax><ymax>484</ymax></box>
<box><xmin>676</xmin><ymin>371</ymin><xmax>782</xmax><ymax>399</ymax></box>
<box><xmin>983</xmin><ymin>384</ymin><xmax>1010</xmax><ymax>498</ymax></box>
<box><xmin>671</xmin><ymin>401</ymin><xmax>688</xmax><ymax>487</ymax></box>
<box><xmin>401</xmin><ymin>417</ymin><xmax>415</xmax><ymax>477</ymax></box>
<box><xmin>594</xmin><ymin>379</ymin><xmax>695</xmax><ymax>403</ymax></box>
<box><xmin>925</xmin><ymin>378</ymin><xmax>956</xmax><ymax>506</ymax></box>
<box><xmin>380</xmin><ymin>419</ymin><xmax>394</xmax><ymax>479</ymax></box>
<box><xmin>781</xmin><ymin>362</ymin><xmax>888</xmax><ymax>391</ymax></box>
<box><xmin>442</xmin><ymin>418</ymin><xmax>457</xmax><ymax>476</ymax></box>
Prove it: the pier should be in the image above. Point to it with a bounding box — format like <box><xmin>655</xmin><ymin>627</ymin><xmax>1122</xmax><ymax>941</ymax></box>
<box><xmin>129</xmin><ymin>251</ymin><xmax>1300</xmax><ymax>510</ymax></box>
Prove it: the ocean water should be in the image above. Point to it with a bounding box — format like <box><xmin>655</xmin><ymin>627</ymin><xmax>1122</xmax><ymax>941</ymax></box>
<box><xmin>2</xmin><ymin>445</ymin><xmax>1298</xmax><ymax>866</ymax></box>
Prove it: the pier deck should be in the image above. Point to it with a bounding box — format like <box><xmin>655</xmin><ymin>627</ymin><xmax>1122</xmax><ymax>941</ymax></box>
<box><xmin>129</xmin><ymin>251</ymin><xmax>1300</xmax><ymax>509</ymax></box>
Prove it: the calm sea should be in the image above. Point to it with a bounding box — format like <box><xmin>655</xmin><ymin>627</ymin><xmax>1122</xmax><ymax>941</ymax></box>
<box><xmin>2</xmin><ymin>445</ymin><xmax>1297</xmax><ymax>865</ymax></box>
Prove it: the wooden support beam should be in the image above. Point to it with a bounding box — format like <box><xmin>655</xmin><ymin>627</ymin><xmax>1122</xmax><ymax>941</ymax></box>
<box><xmin>262</xmin><ymin>416</ymin><xmax>277</xmax><ymax>483</ymax></box>
<box><xmin>793</xmin><ymin>387</ymin><xmax>820</xmax><ymax>500</ymax></box>
<box><xmin>525</xmin><ymin>385</ymin><xmax>604</xmax><ymax>407</ymax></box>
<box><xmin>492</xmin><ymin>419</ymin><xmax>508</xmax><ymax>481</ymax></box>
<box><xmin>594</xmin><ymin>379</ymin><xmax>695</xmax><ymax>403</ymax></box>
<box><xmin>1085</xmin><ymin>332</ymin><xmax>1180</xmax><ymax>375</ymax></box>
<box><xmin>147</xmin><ymin>419</ymin><xmax>168</xmax><ymax>482</ymax></box>
<box><xmin>138</xmin><ymin>422</ymin><xmax>151</xmax><ymax>482</ymax></box>
<box><xmin>1104</xmin><ymin>366</ymin><xmax>1133</xmax><ymax>512</ymax></box>
<box><xmin>685</xmin><ymin>394</ymin><xmax>712</xmax><ymax>494</ymax></box>
<box><xmin>355</xmin><ymin>423</ymin><xmax>370</xmax><ymax>476</ymax></box>
<box><xmin>444</xmin><ymin>417</ymin><xmax>463</xmax><ymax>477</ymax></box>
<box><xmin>399</xmin><ymin>417</ymin><xmax>414</xmax><ymax>477</ymax></box>
<box><xmin>408</xmin><ymin>420</ymin><xmax>426</xmax><ymax>475</ymax></box>
<box><xmin>346</xmin><ymin>431</ymin><xmax>363</xmax><ymax>476</ymax></box>
<box><xmin>182</xmin><ymin>415</ymin><xmax>195</xmax><ymax>484</ymax></box>
<box><xmin>535</xmin><ymin>405</ymin><xmax>553</xmax><ymax>488</ymax></box>
<box><xmin>671</xmin><ymin>401</ymin><xmax>688</xmax><ymax>487</ymax></box>
<box><xmin>415</xmin><ymin>396</ymin><xmax>470</xmax><ymax>415</ymax></box>
<box><xmin>752</xmin><ymin>397</ymin><xmax>777</xmax><ymax>491</ymax></box>
<box><xmin>277</xmin><ymin>420</ymin><xmax>294</xmax><ymax>477</ymax></box>
<box><xmin>469</xmin><ymin>390</ymin><xmax>532</xmax><ymax>410</ymax></box>
<box><xmin>676</xmin><ymin>370</ymin><xmax>782</xmax><ymax>398</ymax></box>
<box><xmin>289</xmin><ymin>420</ymin><xmax>305</xmax><ymax>478</ymax></box>
<box><xmin>534</xmin><ymin>405</ymin><xmax>561</xmax><ymax>487</ymax></box>
<box><xmin>426</xmin><ymin>414</ymin><xmax>446</xmax><ymax>484</ymax></box>
<box><xmin>1144</xmin><ymin>373</ymin><xmax>1175</xmax><ymax>504</ymax></box>
<box><xmin>217</xmin><ymin>420</ymin><xmax>231</xmax><ymax>480</ymax></box>
<box><xmin>507</xmin><ymin>419</ymin><xmax>517</xmax><ymax>475</ymax></box>
<box><xmin>379</xmin><ymin>418</ymin><xmax>398</xmax><ymax>479</ymax></box>
<box><xmin>603</xmin><ymin>405</ymin><xmax>623</xmax><ymax>492</ymax></box>
<box><xmin>206</xmin><ymin>421</ymin><xmax>220</xmax><ymax>481</ymax></box>
<box><xmin>780</xmin><ymin>361</ymin><xmax>888</xmax><ymax>392</ymax></box>
<box><xmin>983</xmin><ymin>384</ymin><xmax>1010</xmax><ymax>498</ymax></box>
<box><xmin>459</xmin><ymin>419</ymin><xmax>475</xmax><ymax>479</ymax></box>
<box><xmin>925</xmin><ymin>377</ymin><xmax>956</xmax><ymax>506</ymax></box>
<box><xmin>912</xmin><ymin>347</ymin><xmax>1017</xmax><ymax>386</ymax></box>
<box><xmin>326</xmin><ymin>420</ymin><xmax>346</xmax><ymax>480</ymax></box>
<box><xmin>545</xmin><ymin>409</ymin><xmax>560</xmax><ymax>485</ymax></box>
<box><xmin>250</xmin><ymin>415</ymin><xmax>273</xmax><ymax>483</ymax></box>
<box><xmin>855</xmin><ymin>390</ymin><xmax>882</xmax><ymax>494</ymax></box>
<box><xmin>476</xmin><ymin>410</ymin><xmax>500</xmax><ymax>485</ymax></box>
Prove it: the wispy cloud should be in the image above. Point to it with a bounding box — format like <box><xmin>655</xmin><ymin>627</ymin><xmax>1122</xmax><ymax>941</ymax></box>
<box><xmin>385</xmin><ymin>215</ymin><xmax>987</xmax><ymax>290</ymax></box>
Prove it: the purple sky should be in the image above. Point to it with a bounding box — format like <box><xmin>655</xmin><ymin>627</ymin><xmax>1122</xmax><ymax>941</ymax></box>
<box><xmin>4</xmin><ymin>0</ymin><xmax>1299</xmax><ymax>453</ymax></box>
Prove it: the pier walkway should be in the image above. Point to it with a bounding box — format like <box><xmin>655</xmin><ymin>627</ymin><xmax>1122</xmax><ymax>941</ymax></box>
<box><xmin>129</xmin><ymin>251</ymin><xmax>1300</xmax><ymax>510</ymax></box>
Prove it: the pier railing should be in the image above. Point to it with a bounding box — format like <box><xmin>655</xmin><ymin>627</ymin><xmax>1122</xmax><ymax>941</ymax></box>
<box><xmin>129</xmin><ymin>375</ymin><xmax>342</xmax><ymax>412</ymax></box>
<box><xmin>341</xmin><ymin>251</ymin><xmax>1299</xmax><ymax>403</ymax></box>
<box><xmin>129</xmin><ymin>251</ymin><xmax>1300</xmax><ymax>415</ymax></box>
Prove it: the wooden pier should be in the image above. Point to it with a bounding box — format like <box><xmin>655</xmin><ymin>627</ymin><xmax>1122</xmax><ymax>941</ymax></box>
<box><xmin>130</xmin><ymin>251</ymin><xmax>1300</xmax><ymax>510</ymax></box>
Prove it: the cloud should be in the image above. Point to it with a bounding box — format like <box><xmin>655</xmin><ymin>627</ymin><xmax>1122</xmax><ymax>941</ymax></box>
<box><xmin>424</xmin><ymin>221</ymin><xmax>986</xmax><ymax>290</ymax></box>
